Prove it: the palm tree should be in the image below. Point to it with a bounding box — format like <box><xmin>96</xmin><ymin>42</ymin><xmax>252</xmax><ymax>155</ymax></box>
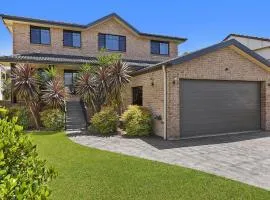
<box><xmin>12</xmin><ymin>64</ymin><xmax>40</xmax><ymax>129</ymax></box>
<box><xmin>42</xmin><ymin>77</ymin><xmax>65</xmax><ymax>109</ymax></box>
<box><xmin>107</xmin><ymin>60</ymin><xmax>130</xmax><ymax>112</ymax></box>
<box><xmin>75</xmin><ymin>53</ymin><xmax>130</xmax><ymax>115</ymax></box>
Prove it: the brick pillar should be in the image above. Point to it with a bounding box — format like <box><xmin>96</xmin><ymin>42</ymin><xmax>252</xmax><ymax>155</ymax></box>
<box><xmin>263</xmin><ymin>81</ymin><xmax>270</xmax><ymax>130</ymax></box>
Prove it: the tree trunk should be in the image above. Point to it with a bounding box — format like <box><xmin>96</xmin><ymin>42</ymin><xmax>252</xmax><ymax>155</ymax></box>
<box><xmin>25</xmin><ymin>100</ymin><xmax>40</xmax><ymax>130</ymax></box>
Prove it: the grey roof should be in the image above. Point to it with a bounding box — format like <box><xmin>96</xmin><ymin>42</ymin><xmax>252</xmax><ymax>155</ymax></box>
<box><xmin>0</xmin><ymin>53</ymin><xmax>158</xmax><ymax>70</ymax></box>
<box><xmin>132</xmin><ymin>39</ymin><xmax>270</xmax><ymax>76</ymax></box>
<box><xmin>0</xmin><ymin>13</ymin><xmax>187</xmax><ymax>42</ymax></box>
<box><xmin>224</xmin><ymin>34</ymin><xmax>270</xmax><ymax>42</ymax></box>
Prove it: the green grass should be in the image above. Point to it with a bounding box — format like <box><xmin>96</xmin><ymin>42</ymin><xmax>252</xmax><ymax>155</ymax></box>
<box><xmin>31</xmin><ymin>132</ymin><xmax>270</xmax><ymax>200</ymax></box>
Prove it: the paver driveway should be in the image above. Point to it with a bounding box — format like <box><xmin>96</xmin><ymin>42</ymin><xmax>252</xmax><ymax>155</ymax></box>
<box><xmin>70</xmin><ymin>131</ymin><xmax>270</xmax><ymax>190</ymax></box>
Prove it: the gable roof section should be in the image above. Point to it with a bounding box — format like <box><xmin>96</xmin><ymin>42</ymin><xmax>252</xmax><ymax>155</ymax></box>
<box><xmin>0</xmin><ymin>13</ymin><xmax>187</xmax><ymax>42</ymax></box>
<box><xmin>224</xmin><ymin>34</ymin><xmax>270</xmax><ymax>42</ymax></box>
<box><xmin>132</xmin><ymin>39</ymin><xmax>270</xmax><ymax>75</ymax></box>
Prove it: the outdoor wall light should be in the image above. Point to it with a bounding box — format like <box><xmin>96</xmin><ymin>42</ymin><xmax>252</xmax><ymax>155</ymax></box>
<box><xmin>172</xmin><ymin>77</ymin><xmax>177</xmax><ymax>84</ymax></box>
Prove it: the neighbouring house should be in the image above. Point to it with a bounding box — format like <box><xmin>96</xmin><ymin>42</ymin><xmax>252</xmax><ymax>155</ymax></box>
<box><xmin>224</xmin><ymin>34</ymin><xmax>270</xmax><ymax>60</ymax></box>
<box><xmin>1</xmin><ymin>13</ymin><xmax>270</xmax><ymax>139</ymax></box>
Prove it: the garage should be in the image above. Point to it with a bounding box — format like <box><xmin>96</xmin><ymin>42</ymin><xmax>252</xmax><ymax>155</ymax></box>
<box><xmin>180</xmin><ymin>80</ymin><xmax>261</xmax><ymax>138</ymax></box>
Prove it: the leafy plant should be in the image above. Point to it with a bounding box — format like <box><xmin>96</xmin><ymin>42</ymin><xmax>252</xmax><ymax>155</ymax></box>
<box><xmin>2</xmin><ymin>77</ymin><xmax>11</xmax><ymax>100</ymax></box>
<box><xmin>0</xmin><ymin>107</ymin><xmax>8</xmax><ymax>118</ymax></box>
<box><xmin>91</xmin><ymin>107</ymin><xmax>118</xmax><ymax>135</ymax></box>
<box><xmin>76</xmin><ymin>53</ymin><xmax>130</xmax><ymax>115</ymax></box>
<box><xmin>0</xmin><ymin>118</ymin><xmax>56</xmax><ymax>199</ymax></box>
<box><xmin>12</xmin><ymin>64</ymin><xmax>40</xmax><ymax>129</ymax></box>
<box><xmin>121</xmin><ymin>105</ymin><xmax>152</xmax><ymax>136</ymax></box>
<box><xmin>42</xmin><ymin>77</ymin><xmax>66</xmax><ymax>109</ymax></box>
<box><xmin>8</xmin><ymin>106</ymin><xmax>30</xmax><ymax>130</ymax></box>
<box><xmin>40</xmin><ymin>109</ymin><xmax>64</xmax><ymax>130</ymax></box>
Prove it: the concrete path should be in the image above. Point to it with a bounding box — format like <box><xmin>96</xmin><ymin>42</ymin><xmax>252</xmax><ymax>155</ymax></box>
<box><xmin>69</xmin><ymin>132</ymin><xmax>270</xmax><ymax>190</ymax></box>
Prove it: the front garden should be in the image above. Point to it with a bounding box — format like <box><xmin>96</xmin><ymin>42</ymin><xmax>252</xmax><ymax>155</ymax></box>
<box><xmin>31</xmin><ymin>131</ymin><xmax>270</xmax><ymax>200</ymax></box>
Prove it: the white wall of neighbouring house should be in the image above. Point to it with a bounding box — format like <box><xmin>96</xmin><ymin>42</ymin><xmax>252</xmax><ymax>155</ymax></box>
<box><xmin>225</xmin><ymin>36</ymin><xmax>270</xmax><ymax>60</ymax></box>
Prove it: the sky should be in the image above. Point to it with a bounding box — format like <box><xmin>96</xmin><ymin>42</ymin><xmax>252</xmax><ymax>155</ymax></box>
<box><xmin>0</xmin><ymin>0</ymin><xmax>269</xmax><ymax>56</ymax></box>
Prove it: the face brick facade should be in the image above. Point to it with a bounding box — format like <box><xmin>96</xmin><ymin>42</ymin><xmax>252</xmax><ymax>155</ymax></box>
<box><xmin>12</xmin><ymin>18</ymin><xmax>179</xmax><ymax>62</ymax></box>
<box><xmin>124</xmin><ymin>47</ymin><xmax>270</xmax><ymax>140</ymax></box>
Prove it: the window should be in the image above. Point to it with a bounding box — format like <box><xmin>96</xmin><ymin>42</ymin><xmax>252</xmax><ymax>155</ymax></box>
<box><xmin>132</xmin><ymin>87</ymin><xmax>143</xmax><ymax>106</ymax></box>
<box><xmin>63</xmin><ymin>30</ymin><xmax>81</xmax><ymax>48</ymax></box>
<box><xmin>30</xmin><ymin>26</ymin><xmax>51</xmax><ymax>45</ymax></box>
<box><xmin>151</xmin><ymin>41</ymin><xmax>169</xmax><ymax>55</ymax></box>
<box><xmin>98</xmin><ymin>33</ymin><xmax>126</xmax><ymax>51</ymax></box>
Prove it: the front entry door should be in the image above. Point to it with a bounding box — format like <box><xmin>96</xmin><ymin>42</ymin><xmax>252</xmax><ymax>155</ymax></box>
<box><xmin>64</xmin><ymin>70</ymin><xmax>78</xmax><ymax>94</ymax></box>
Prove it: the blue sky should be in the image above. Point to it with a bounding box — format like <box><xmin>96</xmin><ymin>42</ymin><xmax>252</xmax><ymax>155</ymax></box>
<box><xmin>0</xmin><ymin>0</ymin><xmax>269</xmax><ymax>56</ymax></box>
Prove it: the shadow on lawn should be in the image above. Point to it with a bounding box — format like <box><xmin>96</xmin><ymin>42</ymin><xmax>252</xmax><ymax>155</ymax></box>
<box><xmin>140</xmin><ymin>131</ymin><xmax>270</xmax><ymax>150</ymax></box>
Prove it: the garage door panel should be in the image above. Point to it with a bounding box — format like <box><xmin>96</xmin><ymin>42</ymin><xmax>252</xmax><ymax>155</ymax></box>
<box><xmin>180</xmin><ymin>80</ymin><xmax>261</xmax><ymax>138</ymax></box>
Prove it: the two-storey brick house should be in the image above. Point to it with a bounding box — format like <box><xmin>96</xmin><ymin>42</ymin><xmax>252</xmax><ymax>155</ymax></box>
<box><xmin>0</xmin><ymin>13</ymin><xmax>186</xmax><ymax>92</ymax></box>
<box><xmin>1</xmin><ymin>13</ymin><xmax>270</xmax><ymax>140</ymax></box>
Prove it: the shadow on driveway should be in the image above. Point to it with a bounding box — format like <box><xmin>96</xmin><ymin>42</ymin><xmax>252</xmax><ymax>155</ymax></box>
<box><xmin>140</xmin><ymin>131</ymin><xmax>270</xmax><ymax>150</ymax></box>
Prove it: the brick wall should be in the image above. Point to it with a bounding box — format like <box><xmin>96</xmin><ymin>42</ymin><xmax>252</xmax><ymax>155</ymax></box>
<box><xmin>12</xmin><ymin>18</ymin><xmax>179</xmax><ymax>62</ymax></box>
<box><xmin>128</xmin><ymin>47</ymin><xmax>270</xmax><ymax>139</ymax></box>
<box><xmin>123</xmin><ymin>70</ymin><xmax>165</xmax><ymax>137</ymax></box>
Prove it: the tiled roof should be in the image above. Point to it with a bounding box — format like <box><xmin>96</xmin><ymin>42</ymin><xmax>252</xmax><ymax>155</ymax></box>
<box><xmin>0</xmin><ymin>13</ymin><xmax>187</xmax><ymax>42</ymax></box>
<box><xmin>0</xmin><ymin>53</ymin><xmax>158</xmax><ymax>70</ymax></box>
<box><xmin>224</xmin><ymin>34</ymin><xmax>270</xmax><ymax>42</ymax></box>
<box><xmin>132</xmin><ymin>39</ymin><xmax>270</xmax><ymax>76</ymax></box>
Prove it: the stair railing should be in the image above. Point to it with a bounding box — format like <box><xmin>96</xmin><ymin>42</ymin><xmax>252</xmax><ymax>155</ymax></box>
<box><xmin>80</xmin><ymin>98</ymin><xmax>89</xmax><ymax>127</ymax></box>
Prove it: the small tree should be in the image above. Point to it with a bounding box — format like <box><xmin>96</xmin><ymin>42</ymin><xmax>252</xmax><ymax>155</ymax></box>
<box><xmin>42</xmin><ymin>77</ymin><xmax>66</xmax><ymax>110</ymax></box>
<box><xmin>76</xmin><ymin>53</ymin><xmax>130</xmax><ymax>115</ymax></box>
<box><xmin>12</xmin><ymin>64</ymin><xmax>40</xmax><ymax>129</ymax></box>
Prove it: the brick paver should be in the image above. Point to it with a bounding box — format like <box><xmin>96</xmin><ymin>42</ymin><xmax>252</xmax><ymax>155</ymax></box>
<box><xmin>70</xmin><ymin>132</ymin><xmax>270</xmax><ymax>190</ymax></box>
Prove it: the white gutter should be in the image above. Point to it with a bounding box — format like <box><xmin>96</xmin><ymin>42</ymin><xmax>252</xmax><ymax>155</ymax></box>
<box><xmin>162</xmin><ymin>65</ymin><xmax>167</xmax><ymax>140</ymax></box>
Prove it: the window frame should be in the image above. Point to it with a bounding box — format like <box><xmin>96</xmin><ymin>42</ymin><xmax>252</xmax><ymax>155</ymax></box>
<box><xmin>63</xmin><ymin>30</ymin><xmax>82</xmax><ymax>48</ymax></box>
<box><xmin>150</xmin><ymin>40</ymin><xmax>170</xmax><ymax>56</ymax></box>
<box><xmin>30</xmin><ymin>26</ymin><xmax>51</xmax><ymax>45</ymax></box>
<box><xmin>98</xmin><ymin>33</ymin><xmax>126</xmax><ymax>52</ymax></box>
<box><xmin>132</xmin><ymin>86</ymin><xmax>143</xmax><ymax>106</ymax></box>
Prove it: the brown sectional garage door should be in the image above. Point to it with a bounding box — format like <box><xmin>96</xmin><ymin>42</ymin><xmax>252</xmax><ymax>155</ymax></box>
<box><xmin>180</xmin><ymin>80</ymin><xmax>261</xmax><ymax>138</ymax></box>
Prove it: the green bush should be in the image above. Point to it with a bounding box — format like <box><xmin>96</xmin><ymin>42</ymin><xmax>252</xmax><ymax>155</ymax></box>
<box><xmin>0</xmin><ymin>107</ymin><xmax>8</xmax><ymax>118</ymax></box>
<box><xmin>40</xmin><ymin>109</ymin><xmax>64</xmax><ymax>131</ymax></box>
<box><xmin>8</xmin><ymin>106</ymin><xmax>29</xmax><ymax>130</ymax></box>
<box><xmin>91</xmin><ymin>107</ymin><xmax>118</xmax><ymax>135</ymax></box>
<box><xmin>121</xmin><ymin>105</ymin><xmax>152</xmax><ymax>136</ymax></box>
<box><xmin>0</xmin><ymin>118</ymin><xmax>56</xmax><ymax>199</ymax></box>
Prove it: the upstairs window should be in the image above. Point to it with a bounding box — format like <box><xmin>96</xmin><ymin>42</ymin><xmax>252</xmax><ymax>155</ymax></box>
<box><xmin>63</xmin><ymin>30</ymin><xmax>81</xmax><ymax>48</ymax></box>
<box><xmin>98</xmin><ymin>33</ymin><xmax>126</xmax><ymax>52</ymax></box>
<box><xmin>132</xmin><ymin>86</ymin><xmax>143</xmax><ymax>106</ymax></box>
<box><xmin>151</xmin><ymin>41</ymin><xmax>169</xmax><ymax>55</ymax></box>
<box><xmin>30</xmin><ymin>26</ymin><xmax>51</xmax><ymax>45</ymax></box>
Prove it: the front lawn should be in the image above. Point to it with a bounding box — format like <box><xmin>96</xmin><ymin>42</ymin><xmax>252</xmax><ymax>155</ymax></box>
<box><xmin>31</xmin><ymin>132</ymin><xmax>270</xmax><ymax>200</ymax></box>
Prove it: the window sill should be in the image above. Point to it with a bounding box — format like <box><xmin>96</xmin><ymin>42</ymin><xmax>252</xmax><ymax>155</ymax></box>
<box><xmin>151</xmin><ymin>53</ymin><xmax>170</xmax><ymax>57</ymax></box>
<box><xmin>99</xmin><ymin>49</ymin><xmax>126</xmax><ymax>53</ymax></box>
<box><xmin>63</xmin><ymin>45</ymin><xmax>81</xmax><ymax>49</ymax></box>
<box><xmin>30</xmin><ymin>43</ymin><xmax>51</xmax><ymax>47</ymax></box>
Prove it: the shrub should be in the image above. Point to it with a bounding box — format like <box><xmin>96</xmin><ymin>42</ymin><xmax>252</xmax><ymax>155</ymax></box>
<box><xmin>8</xmin><ymin>106</ymin><xmax>29</xmax><ymax>130</ymax></box>
<box><xmin>0</xmin><ymin>107</ymin><xmax>8</xmax><ymax>118</ymax></box>
<box><xmin>121</xmin><ymin>105</ymin><xmax>152</xmax><ymax>136</ymax></box>
<box><xmin>40</xmin><ymin>109</ymin><xmax>64</xmax><ymax>130</ymax></box>
<box><xmin>0</xmin><ymin>118</ymin><xmax>56</xmax><ymax>199</ymax></box>
<box><xmin>91</xmin><ymin>107</ymin><xmax>118</xmax><ymax>135</ymax></box>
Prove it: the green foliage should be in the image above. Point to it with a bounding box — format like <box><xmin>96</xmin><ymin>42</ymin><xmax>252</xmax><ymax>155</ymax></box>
<box><xmin>121</xmin><ymin>105</ymin><xmax>152</xmax><ymax>136</ymax></box>
<box><xmin>8</xmin><ymin>106</ymin><xmax>30</xmax><ymax>130</ymax></box>
<box><xmin>76</xmin><ymin>52</ymin><xmax>130</xmax><ymax>114</ymax></box>
<box><xmin>41</xmin><ymin>77</ymin><xmax>66</xmax><ymax>109</ymax></box>
<box><xmin>40</xmin><ymin>109</ymin><xmax>64</xmax><ymax>131</ymax></box>
<box><xmin>0</xmin><ymin>107</ymin><xmax>8</xmax><ymax>118</ymax></box>
<box><xmin>2</xmin><ymin>78</ymin><xmax>11</xmax><ymax>100</ymax></box>
<box><xmin>0</xmin><ymin>118</ymin><xmax>56</xmax><ymax>199</ymax></box>
<box><xmin>91</xmin><ymin>107</ymin><xmax>118</xmax><ymax>135</ymax></box>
